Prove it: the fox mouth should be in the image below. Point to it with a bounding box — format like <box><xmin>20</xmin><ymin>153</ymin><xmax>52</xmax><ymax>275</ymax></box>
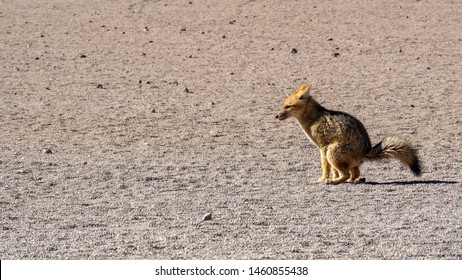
<box><xmin>275</xmin><ymin>114</ymin><xmax>287</xmax><ymax>120</ymax></box>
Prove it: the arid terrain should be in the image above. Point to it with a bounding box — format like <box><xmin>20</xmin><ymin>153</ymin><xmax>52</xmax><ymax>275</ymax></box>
<box><xmin>1</xmin><ymin>0</ymin><xmax>461</xmax><ymax>259</ymax></box>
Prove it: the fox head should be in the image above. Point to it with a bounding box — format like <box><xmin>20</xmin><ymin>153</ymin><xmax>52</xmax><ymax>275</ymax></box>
<box><xmin>276</xmin><ymin>84</ymin><xmax>313</xmax><ymax>120</ymax></box>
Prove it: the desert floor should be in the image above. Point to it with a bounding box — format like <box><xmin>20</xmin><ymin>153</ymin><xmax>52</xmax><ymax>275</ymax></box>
<box><xmin>1</xmin><ymin>0</ymin><xmax>461</xmax><ymax>259</ymax></box>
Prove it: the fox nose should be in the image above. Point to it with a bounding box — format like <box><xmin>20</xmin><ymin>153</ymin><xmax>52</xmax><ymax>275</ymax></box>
<box><xmin>275</xmin><ymin>115</ymin><xmax>279</xmax><ymax>119</ymax></box>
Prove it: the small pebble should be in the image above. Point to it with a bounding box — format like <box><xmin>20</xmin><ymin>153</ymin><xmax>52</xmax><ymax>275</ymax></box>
<box><xmin>202</xmin><ymin>213</ymin><xmax>212</xmax><ymax>221</ymax></box>
<box><xmin>168</xmin><ymin>80</ymin><xmax>179</xmax><ymax>86</ymax></box>
<box><xmin>290</xmin><ymin>48</ymin><xmax>298</xmax><ymax>54</ymax></box>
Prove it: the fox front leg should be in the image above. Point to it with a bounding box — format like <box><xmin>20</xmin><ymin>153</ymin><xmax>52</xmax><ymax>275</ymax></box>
<box><xmin>317</xmin><ymin>147</ymin><xmax>331</xmax><ymax>183</ymax></box>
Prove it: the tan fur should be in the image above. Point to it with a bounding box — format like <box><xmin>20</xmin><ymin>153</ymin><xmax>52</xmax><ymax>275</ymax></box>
<box><xmin>276</xmin><ymin>85</ymin><xmax>422</xmax><ymax>184</ymax></box>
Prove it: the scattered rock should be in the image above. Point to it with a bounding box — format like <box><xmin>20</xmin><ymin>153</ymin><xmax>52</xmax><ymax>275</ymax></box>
<box><xmin>229</xmin><ymin>20</ymin><xmax>236</xmax><ymax>24</ymax></box>
<box><xmin>143</xmin><ymin>27</ymin><xmax>149</xmax><ymax>32</ymax></box>
<box><xmin>80</xmin><ymin>54</ymin><xmax>87</xmax><ymax>58</ymax></box>
<box><xmin>17</xmin><ymin>169</ymin><xmax>31</xmax><ymax>175</ymax></box>
<box><xmin>290</xmin><ymin>48</ymin><xmax>298</xmax><ymax>54</ymax></box>
<box><xmin>168</xmin><ymin>80</ymin><xmax>179</xmax><ymax>86</ymax></box>
<box><xmin>48</xmin><ymin>247</ymin><xmax>58</xmax><ymax>252</ymax></box>
<box><xmin>180</xmin><ymin>27</ymin><xmax>187</xmax><ymax>32</ymax></box>
<box><xmin>139</xmin><ymin>52</ymin><xmax>146</xmax><ymax>56</ymax></box>
<box><xmin>42</xmin><ymin>148</ymin><xmax>53</xmax><ymax>154</ymax></box>
<box><xmin>333</xmin><ymin>52</ymin><xmax>340</xmax><ymax>57</ymax></box>
<box><xmin>201</xmin><ymin>213</ymin><xmax>212</xmax><ymax>221</ymax></box>
<box><xmin>327</xmin><ymin>37</ymin><xmax>334</xmax><ymax>41</ymax></box>
<box><xmin>96</xmin><ymin>84</ymin><xmax>104</xmax><ymax>89</ymax></box>
<box><xmin>151</xmin><ymin>108</ymin><xmax>156</xmax><ymax>113</ymax></box>
<box><xmin>184</xmin><ymin>87</ymin><xmax>190</xmax><ymax>93</ymax></box>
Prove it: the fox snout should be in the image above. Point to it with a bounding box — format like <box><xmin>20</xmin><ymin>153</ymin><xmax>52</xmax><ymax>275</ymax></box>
<box><xmin>275</xmin><ymin>110</ymin><xmax>288</xmax><ymax>120</ymax></box>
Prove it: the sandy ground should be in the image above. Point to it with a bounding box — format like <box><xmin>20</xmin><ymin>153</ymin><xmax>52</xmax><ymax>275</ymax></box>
<box><xmin>1</xmin><ymin>0</ymin><xmax>461</xmax><ymax>259</ymax></box>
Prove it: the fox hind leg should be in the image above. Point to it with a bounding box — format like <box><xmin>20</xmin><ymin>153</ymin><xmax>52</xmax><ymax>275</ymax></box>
<box><xmin>347</xmin><ymin>166</ymin><xmax>361</xmax><ymax>183</ymax></box>
<box><xmin>331</xmin><ymin>168</ymin><xmax>339</xmax><ymax>179</ymax></box>
<box><xmin>325</xmin><ymin>168</ymin><xmax>349</xmax><ymax>185</ymax></box>
<box><xmin>325</xmin><ymin>145</ymin><xmax>350</xmax><ymax>185</ymax></box>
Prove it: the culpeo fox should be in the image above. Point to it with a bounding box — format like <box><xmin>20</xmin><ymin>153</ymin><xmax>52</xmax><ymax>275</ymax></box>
<box><xmin>276</xmin><ymin>84</ymin><xmax>421</xmax><ymax>184</ymax></box>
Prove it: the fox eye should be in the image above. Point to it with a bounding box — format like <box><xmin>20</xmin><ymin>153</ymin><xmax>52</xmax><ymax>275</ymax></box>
<box><xmin>284</xmin><ymin>105</ymin><xmax>294</xmax><ymax>109</ymax></box>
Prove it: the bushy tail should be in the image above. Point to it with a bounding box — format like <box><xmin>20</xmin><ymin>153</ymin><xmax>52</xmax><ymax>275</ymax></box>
<box><xmin>365</xmin><ymin>136</ymin><xmax>422</xmax><ymax>176</ymax></box>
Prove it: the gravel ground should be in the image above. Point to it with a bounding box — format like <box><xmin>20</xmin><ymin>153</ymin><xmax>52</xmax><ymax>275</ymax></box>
<box><xmin>1</xmin><ymin>0</ymin><xmax>461</xmax><ymax>259</ymax></box>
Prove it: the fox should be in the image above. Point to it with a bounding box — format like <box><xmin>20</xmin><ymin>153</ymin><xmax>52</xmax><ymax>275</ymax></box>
<box><xmin>276</xmin><ymin>84</ymin><xmax>422</xmax><ymax>184</ymax></box>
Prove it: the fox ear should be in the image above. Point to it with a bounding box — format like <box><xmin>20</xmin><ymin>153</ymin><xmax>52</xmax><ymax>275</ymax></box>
<box><xmin>297</xmin><ymin>84</ymin><xmax>312</xmax><ymax>100</ymax></box>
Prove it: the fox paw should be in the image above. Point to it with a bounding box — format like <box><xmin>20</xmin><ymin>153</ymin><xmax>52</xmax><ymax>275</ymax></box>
<box><xmin>317</xmin><ymin>177</ymin><xmax>329</xmax><ymax>183</ymax></box>
<box><xmin>325</xmin><ymin>177</ymin><xmax>350</xmax><ymax>185</ymax></box>
<box><xmin>324</xmin><ymin>179</ymin><xmax>335</xmax><ymax>184</ymax></box>
<box><xmin>347</xmin><ymin>177</ymin><xmax>366</xmax><ymax>184</ymax></box>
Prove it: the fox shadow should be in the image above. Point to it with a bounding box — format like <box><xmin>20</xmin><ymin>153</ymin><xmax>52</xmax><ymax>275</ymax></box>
<box><xmin>363</xmin><ymin>180</ymin><xmax>460</xmax><ymax>186</ymax></box>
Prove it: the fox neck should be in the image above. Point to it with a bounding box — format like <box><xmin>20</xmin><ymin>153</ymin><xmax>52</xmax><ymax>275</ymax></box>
<box><xmin>294</xmin><ymin>98</ymin><xmax>325</xmax><ymax>125</ymax></box>
<box><xmin>293</xmin><ymin>98</ymin><xmax>326</xmax><ymax>146</ymax></box>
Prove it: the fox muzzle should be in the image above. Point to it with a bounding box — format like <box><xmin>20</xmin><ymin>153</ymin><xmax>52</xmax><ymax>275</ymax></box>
<box><xmin>276</xmin><ymin>114</ymin><xmax>287</xmax><ymax>120</ymax></box>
